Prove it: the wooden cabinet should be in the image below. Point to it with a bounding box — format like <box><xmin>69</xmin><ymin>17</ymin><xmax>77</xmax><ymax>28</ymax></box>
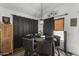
<box><xmin>0</xmin><ymin>24</ymin><xmax>13</xmax><ymax>55</ymax></box>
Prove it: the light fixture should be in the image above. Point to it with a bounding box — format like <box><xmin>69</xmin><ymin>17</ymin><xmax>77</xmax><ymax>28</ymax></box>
<box><xmin>40</xmin><ymin>21</ymin><xmax>44</xmax><ymax>24</ymax></box>
<box><xmin>48</xmin><ymin>10</ymin><xmax>58</xmax><ymax>18</ymax></box>
<box><xmin>40</xmin><ymin>3</ymin><xmax>43</xmax><ymax>20</ymax></box>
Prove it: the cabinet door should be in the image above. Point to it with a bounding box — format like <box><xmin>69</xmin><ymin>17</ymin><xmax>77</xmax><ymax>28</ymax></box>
<box><xmin>0</xmin><ymin>28</ymin><xmax>1</xmax><ymax>51</ymax></box>
<box><xmin>1</xmin><ymin>24</ymin><xmax>13</xmax><ymax>54</ymax></box>
<box><xmin>24</xmin><ymin>18</ymin><xmax>29</xmax><ymax>35</ymax></box>
<box><xmin>30</xmin><ymin>19</ymin><xmax>33</xmax><ymax>34</ymax></box>
<box><xmin>24</xmin><ymin>19</ymin><xmax>28</xmax><ymax>35</ymax></box>
<box><xmin>33</xmin><ymin>20</ymin><xmax>38</xmax><ymax>33</ymax></box>
<box><xmin>35</xmin><ymin>20</ymin><xmax>38</xmax><ymax>33</ymax></box>
<box><xmin>28</xmin><ymin>19</ymin><xmax>31</xmax><ymax>34</ymax></box>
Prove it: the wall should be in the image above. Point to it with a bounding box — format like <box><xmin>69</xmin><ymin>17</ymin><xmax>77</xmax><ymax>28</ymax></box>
<box><xmin>44</xmin><ymin>4</ymin><xmax>79</xmax><ymax>55</ymax></box>
<box><xmin>38</xmin><ymin>20</ymin><xmax>44</xmax><ymax>35</ymax></box>
<box><xmin>0</xmin><ymin>7</ymin><xmax>38</xmax><ymax>24</ymax></box>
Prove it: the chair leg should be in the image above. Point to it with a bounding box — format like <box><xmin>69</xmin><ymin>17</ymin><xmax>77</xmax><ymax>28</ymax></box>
<box><xmin>24</xmin><ymin>51</ymin><xmax>27</xmax><ymax>56</ymax></box>
<box><xmin>57</xmin><ymin>48</ymin><xmax>60</xmax><ymax>56</ymax></box>
<box><xmin>24</xmin><ymin>51</ymin><xmax>30</xmax><ymax>56</ymax></box>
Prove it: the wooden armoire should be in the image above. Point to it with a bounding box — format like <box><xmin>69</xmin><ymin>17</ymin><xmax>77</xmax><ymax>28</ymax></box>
<box><xmin>0</xmin><ymin>24</ymin><xmax>13</xmax><ymax>55</ymax></box>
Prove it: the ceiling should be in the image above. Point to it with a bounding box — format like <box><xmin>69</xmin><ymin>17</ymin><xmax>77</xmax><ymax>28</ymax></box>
<box><xmin>0</xmin><ymin>3</ymin><xmax>64</xmax><ymax>19</ymax></box>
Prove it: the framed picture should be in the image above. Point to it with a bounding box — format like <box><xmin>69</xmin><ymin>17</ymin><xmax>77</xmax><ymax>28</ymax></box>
<box><xmin>70</xmin><ymin>18</ymin><xmax>77</xmax><ymax>27</ymax></box>
<box><xmin>2</xmin><ymin>16</ymin><xmax>10</xmax><ymax>24</ymax></box>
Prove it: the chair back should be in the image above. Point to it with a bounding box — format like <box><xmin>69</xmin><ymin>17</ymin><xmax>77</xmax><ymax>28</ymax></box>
<box><xmin>23</xmin><ymin>38</ymin><xmax>34</xmax><ymax>52</ymax></box>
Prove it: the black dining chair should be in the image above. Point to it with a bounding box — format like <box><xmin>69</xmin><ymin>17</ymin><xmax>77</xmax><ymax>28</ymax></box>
<box><xmin>22</xmin><ymin>38</ymin><xmax>34</xmax><ymax>56</ymax></box>
<box><xmin>36</xmin><ymin>38</ymin><xmax>54</xmax><ymax>56</ymax></box>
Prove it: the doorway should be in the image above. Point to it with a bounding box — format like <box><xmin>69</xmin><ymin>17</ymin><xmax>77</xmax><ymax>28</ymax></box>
<box><xmin>54</xmin><ymin>18</ymin><xmax>65</xmax><ymax>51</ymax></box>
